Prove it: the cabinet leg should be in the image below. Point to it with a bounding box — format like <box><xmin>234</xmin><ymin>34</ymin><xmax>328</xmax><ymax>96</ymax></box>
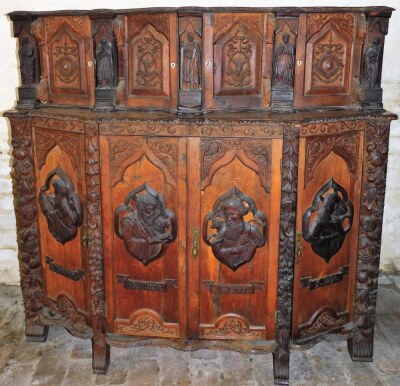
<box><xmin>25</xmin><ymin>321</ymin><xmax>48</xmax><ymax>342</ymax></box>
<box><xmin>347</xmin><ymin>333</ymin><xmax>373</xmax><ymax>362</ymax></box>
<box><xmin>92</xmin><ymin>335</ymin><xmax>110</xmax><ymax>374</ymax></box>
<box><xmin>273</xmin><ymin>347</ymin><xmax>290</xmax><ymax>385</ymax></box>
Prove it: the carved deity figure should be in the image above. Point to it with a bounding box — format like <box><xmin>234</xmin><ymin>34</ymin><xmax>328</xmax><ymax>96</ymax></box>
<box><xmin>273</xmin><ymin>32</ymin><xmax>295</xmax><ymax>88</ymax></box>
<box><xmin>363</xmin><ymin>37</ymin><xmax>382</xmax><ymax>89</ymax></box>
<box><xmin>95</xmin><ymin>38</ymin><xmax>114</xmax><ymax>88</ymax></box>
<box><xmin>304</xmin><ymin>190</ymin><xmax>353</xmax><ymax>263</ymax></box>
<box><xmin>19</xmin><ymin>37</ymin><xmax>35</xmax><ymax>85</ymax></box>
<box><xmin>119</xmin><ymin>192</ymin><xmax>174</xmax><ymax>265</ymax></box>
<box><xmin>205</xmin><ymin>193</ymin><xmax>266</xmax><ymax>271</ymax></box>
<box><xmin>39</xmin><ymin>177</ymin><xmax>83</xmax><ymax>244</ymax></box>
<box><xmin>181</xmin><ymin>32</ymin><xmax>201</xmax><ymax>89</ymax></box>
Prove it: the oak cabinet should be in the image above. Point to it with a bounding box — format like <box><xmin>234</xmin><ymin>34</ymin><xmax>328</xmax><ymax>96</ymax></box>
<box><xmin>5</xmin><ymin>6</ymin><xmax>397</xmax><ymax>385</ymax></box>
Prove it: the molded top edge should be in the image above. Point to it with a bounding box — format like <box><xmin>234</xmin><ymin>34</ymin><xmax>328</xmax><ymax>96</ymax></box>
<box><xmin>8</xmin><ymin>6</ymin><xmax>395</xmax><ymax>20</ymax></box>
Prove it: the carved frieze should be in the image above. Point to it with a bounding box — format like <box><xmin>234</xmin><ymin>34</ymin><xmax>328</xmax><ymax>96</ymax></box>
<box><xmin>304</xmin><ymin>132</ymin><xmax>359</xmax><ymax>186</ymax></box>
<box><xmin>202</xmin><ymin>186</ymin><xmax>267</xmax><ymax>271</ymax></box>
<box><xmin>300</xmin><ymin>119</ymin><xmax>365</xmax><ymax>136</ymax></box>
<box><xmin>200</xmin><ymin>314</ymin><xmax>264</xmax><ymax>340</ymax></box>
<box><xmin>114</xmin><ymin>183</ymin><xmax>176</xmax><ymax>265</ymax></box>
<box><xmin>38</xmin><ymin>166</ymin><xmax>83</xmax><ymax>244</ymax></box>
<box><xmin>303</xmin><ymin>178</ymin><xmax>354</xmax><ymax>263</ymax></box>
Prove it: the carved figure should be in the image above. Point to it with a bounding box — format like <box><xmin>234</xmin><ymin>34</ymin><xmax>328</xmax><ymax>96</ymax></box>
<box><xmin>303</xmin><ymin>178</ymin><xmax>353</xmax><ymax>263</ymax></box>
<box><xmin>95</xmin><ymin>38</ymin><xmax>113</xmax><ymax>88</ymax></box>
<box><xmin>203</xmin><ymin>186</ymin><xmax>266</xmax><ymax>271</ymax></box>
<box><xmin>363</xmin><ymin>37</ymin><xmax>382</xmax><ymax>89</ymax></box>
<box><xmin>19</xmin><ymin>37</ymin><xmax>35</xmax><ymax>85</ymax></box>
<box><xmin>38</xmin><ymin>166</ymin><xmax>83</xmax><ymax>244</ymax></box>
<box><xmin>114</xmin><ymin>183</ymin><xmax>176</xmax><ymax>265</ymax></box>
<box><xmin>273</xmin><ymin>33</ymin><xmax>295</xmax><ymax>88</ymax></box>
<box><xmin>181</xmin><ymin>32</ymin><xmax>201</xmax><ymax>89</ymax></box>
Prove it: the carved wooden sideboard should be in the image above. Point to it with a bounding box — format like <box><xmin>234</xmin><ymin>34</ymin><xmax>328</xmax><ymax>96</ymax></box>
<box><xmin>4</xmin><ymin>7</ymin><xmax>398</xmax><ymax>384</ymax></box>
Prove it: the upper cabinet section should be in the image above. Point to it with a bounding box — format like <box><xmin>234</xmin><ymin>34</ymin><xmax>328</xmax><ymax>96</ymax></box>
<box><xmin>9</xmin><ymin>7</ymin><xmax>394</xmax><ymax>112</ymax></box>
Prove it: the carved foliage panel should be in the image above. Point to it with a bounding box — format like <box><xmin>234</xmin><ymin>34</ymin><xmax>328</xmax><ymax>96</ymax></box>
<box><xmin>305</xmin><ymin>13</ymin><xmax>354</xmax><ymax>95</ymax></box>
<box><xmin>213</xmin><ymin>14</ymin><xmax>264</xmax><ymax>97</ymax></box>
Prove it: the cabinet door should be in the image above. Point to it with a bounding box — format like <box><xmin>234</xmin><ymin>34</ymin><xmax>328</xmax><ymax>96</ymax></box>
<box><xmin>100</xmin><ymin>135</ymin><xmax>186</xmax><ymax>338</ymax></box>
<box><xmin>294</xmin><ymin>13</ymin><xmax>361</xmax><ymax>108</ymax></box>
<box><xmin>292</xmin><ymin>126</ymin><xmax>364</xmax><ymax>342</ymax></box>
<box><xmin>33</xmin><ymin>16</ymin><xmax>95</xmax><ymax>106</ymax></box>
<box><xmin>203</xmin><ymin>13</ymin><xmax>269</xmax><ymax>110</ymax></box>
<box><xmin>187</xmin><ymin>137</ymin><xmax>282</xmax><ymax>340</ymax></box>
<box><xmin>125</xmin><ymin>13</ymin><xmax>178</xmax><ymax>109</ymax></box>
<box><xmin>32</xmin><ymin>120</ymin><xmax>90</xmax><ymax>333</ymax></box>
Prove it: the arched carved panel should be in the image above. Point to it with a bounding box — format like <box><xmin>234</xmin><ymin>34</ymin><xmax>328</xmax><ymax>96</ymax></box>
<box><xmin>214</xmin><ymin>23</ymin><xmax>262</xmax><ymax>96</ymax></box>
<box><xmin>114</xmin><ymin>183</ymin><xmax>176</xmax><ymax>266</ymax></box>
<box><xmin>302</xmin><ymin>178</ymin><xmax>354</xmax><ymax>263</ymax></box>
<box><xmin>202</xmin><ymin>186</ymin><xmax>267</xmax><ymax>271</ymax></box>
<box><xmin>305</xmin><ymin>21</ymin><xmax>353</xmax><ymax>95</ymax></box>
<box><xmin>200</xmin><ymin>138</ymin><xmax>271</xmax><ymax>192</ymax></box>
<box><xmin>38</xmin><ymin>166</ymin><xmax>83</xmax><ymax>244</ymax></box>
<box><xmin>129</xmin><ymin>25</ymin><xmax>168</xmax><ymax>96</ymax></box>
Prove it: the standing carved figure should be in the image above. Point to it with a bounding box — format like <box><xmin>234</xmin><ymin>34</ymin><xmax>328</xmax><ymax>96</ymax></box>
<box><xmin>95</xmin><ymin>38</ymin><xmax>113</xmax><ymax>88</ymax></box>
<box><xmin>114</xmin><ymin>184</ymin><xmax>176</xmax><ymax>265</ymax></box>
<box><xmin>363</xmin><ymin>37</ymin><xmax>382</xmax><ymax>89</ymax></box>
<box><xmin>181</xmin><ymin>32</ymin><xmax>201</xmax><ymax>89</ymax></box>
<box><xmin>19</xmin><ymin>37</ymin><xmax>35</xmax><ymax>85</ymax></box>
<box><xmin>273</xmin><ymin>33</ymin><xmax>295</xmax><ymax>88</ymax></box>
<box><xmin>39</xmin><ymin>173</ymin><xmax>83</xmax><ymax>244</ymax></box>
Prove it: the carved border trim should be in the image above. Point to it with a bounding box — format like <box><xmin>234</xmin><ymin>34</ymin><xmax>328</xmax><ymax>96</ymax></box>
<box><xmin>10</xmin><ymin>117</ymin><xmax>45</xmax><ymax>330</ymax></box>
<box><xmin>115</xmin><ymin>309</ymin><xmax>179</xmax><ymax>338</ymax></box>
<box><xmin>349</xmin><ymin>117</ymin><xmax>390</xmax><ymax>359</ymax></box>
<box><xmin>274</xmin><ymin>125</ymin><xmax>299</xmax><ymax>382</ymax></box>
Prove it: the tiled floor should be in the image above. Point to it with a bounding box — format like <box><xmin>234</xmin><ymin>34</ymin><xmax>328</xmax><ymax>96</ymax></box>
<box><xmin>0</xmin><ymin>273</ymin><xmax>399</xmax><ymax>385</ymax></box>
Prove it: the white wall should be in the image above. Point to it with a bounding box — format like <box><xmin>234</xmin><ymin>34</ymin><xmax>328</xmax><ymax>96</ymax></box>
<box><xmin>0</xmin><ymin>0</ymin><xmax>399</xmax><ymax>284</ymax></box>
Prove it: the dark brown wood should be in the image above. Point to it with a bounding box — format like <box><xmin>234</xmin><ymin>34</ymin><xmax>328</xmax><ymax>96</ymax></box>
<box><xmin>4</xmin><ymin>6</ymin><xmax>398</xmax><ymax>386</ymax></box>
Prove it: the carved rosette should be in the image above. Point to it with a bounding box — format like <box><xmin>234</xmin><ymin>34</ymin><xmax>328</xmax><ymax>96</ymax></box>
<box><xmin>274</xmin><ymin>126</ymin><xmax>299</xmax><ymax>383</ymax></box>
<box><xmin>303</xmin><ymin>178</ymin><xmax>354</xmax><ymax>263</ymax></box>
<box><xmin>10</xmin><ymin>117</ymin><xmax>45</xmax><ymax>336</ymax></box>
<box><xmin>202</xmin><ymin>186</ymin><xmax>267</xmax><ymax>271</ymax></box>
<box><xmin>39</xmin><ymin>166</ymin><xmax>83</xmax><ymax>244</ymax></box>
<box><xmin>114</xmin><ymin>183</ymin><xmax>177</xmax><ymax>265</ymax></box>
<box><xmin>348</xmin><ymin>118</ymin><xmax>390</xmax><ymax>360</ymax></box>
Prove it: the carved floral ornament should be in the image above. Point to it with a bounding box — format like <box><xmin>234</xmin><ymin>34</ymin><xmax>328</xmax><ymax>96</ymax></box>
<box><xmin>38</xmin><ymin>166</ymin><xmax>83</xmax><ymax>244</ymax></box>
<box><xmin>302</xmin><ymin>178</ymin><xmax>353</xmax><ymax>263</ymax></box>
<box><xmin>114</xmin><ymin>183</ymin><xmax>176</xmax><ymax>265</ymax></box>
<box><xmin>202</xmin><ymin>186</ymin><xmax>267</xmax><ymax>271</ymax></box>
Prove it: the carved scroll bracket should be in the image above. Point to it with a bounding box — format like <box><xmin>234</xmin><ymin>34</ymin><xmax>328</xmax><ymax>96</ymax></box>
<box><xmin>203</xmin><ymin>281</ymin><xmax>264</xmax><ymax>295</ymax></box>
<box><xmin>301</xmin><ymin>265</ymin><xmax>350</xmax><ymax>290</ymax></box>
<box><xmin>45</xmin><ymin>256</ymin><xmax>85</xmax><ymax>281</ymax></box>
<box><xmin>117</xmin><ymin>275</ymin><xmax>177</xmax><ymax>292</ymax></box>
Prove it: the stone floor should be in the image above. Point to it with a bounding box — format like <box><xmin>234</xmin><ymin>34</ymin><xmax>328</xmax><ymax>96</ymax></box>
<box><xmin>0</xmin><ymin>273</ymin><xmax>399</xmax><ymax>386</ymax></box>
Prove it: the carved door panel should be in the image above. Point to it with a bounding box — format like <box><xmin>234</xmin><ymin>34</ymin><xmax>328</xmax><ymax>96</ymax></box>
<box><xmin>203</xmin><ymin>13</ymin><xmax>270</xmax><ymax>110</ymax></box>
<box><xmin>292</xmin><ymin>126</ymin><xmax>364</xmax><ymax>342</ymax></box>
<box><xmin>294</xmin><ymin>13</ymin><xmax>363</xmax><ymax>108</ymax></box>
<box><xmin>32</xmin><ymin>122</ymin><xmax>90</xmax><ymax>334</ymax></box>
<box><xmin>33</xmin><ymin>16</ymin><xmax>95</xmax><ymax>106</ymax></box>
<box><xmin>125</xmin><ymin>13</ymin><xmax>178</xmax><ymax>109</ymax></box>
<box><xmin>100</xmin><ymin>135</ymin><xmax>186</xmax><ymax>338</ymax></box>
<box><xmin>187</xmin><ymin>137</ymin><xmax>282</xmax><ymax>340</ymax></box>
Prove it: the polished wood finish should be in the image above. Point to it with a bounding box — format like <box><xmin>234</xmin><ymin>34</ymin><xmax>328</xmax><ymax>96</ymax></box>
<box><xmin>5</xmin><ymin>6</ymin><xmax>397</xmax><ymax>386</ymax></box>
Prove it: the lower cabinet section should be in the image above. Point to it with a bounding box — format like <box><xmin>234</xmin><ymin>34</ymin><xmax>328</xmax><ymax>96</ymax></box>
<box><xmin>6</xmin><ymin>112</ymin><xmax>396</xmax><ymax>384</ymax></box>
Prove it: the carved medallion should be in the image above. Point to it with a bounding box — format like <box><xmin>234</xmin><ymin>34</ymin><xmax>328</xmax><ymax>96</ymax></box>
<box><xmin>302</xmin><ymin>178</ymin><xmax>353</xmax><ymax>263</ymax></box>
<box><xmin>38</xmin><ymin>166</ymin><xmax>83</xmax><ymax>244</ymax></box>
<box><xmin>202</xmin><ymin>186</ymin><xmax>267</xmax><ymax>271</ymax></box>
<box><xmin>114</xmin><ymin>183</ymin><xmax>176</xmax><ymax>265</ymax></box>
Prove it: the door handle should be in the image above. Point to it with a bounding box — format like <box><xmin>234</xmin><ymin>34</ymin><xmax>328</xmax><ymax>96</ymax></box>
<box><xmin>192</xmin><ymin>228</ymin><xmax>200</xmax><ymax>257</ymax></box>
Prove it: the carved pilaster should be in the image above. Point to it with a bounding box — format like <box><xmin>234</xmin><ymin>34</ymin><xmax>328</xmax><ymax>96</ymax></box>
<box><xmin>91</xmin><ymin>12</ymin><xmax>118</xmax><ymax>110</ymax></box>
<box><xmin>84</xmin><ymin>123</ymin><xmax>110</xmax><ymax>373</ymax></box>
<box><xmin>10</xmin><ymin>14</ymin><xmax>40</xmax><ymax>109</ymax></box>
<box><xmin>271</xmin><ymin>16</ymin><xmax>298</xmax><ymax>112</ymax></box>
<box><xmin>348</xmin><ymin>118</ymin><xmax>390</xmax><ymax>361</ymax></box>
<box><xmin>273</xmin><ymin>126</ymin><xmax>299</xmax><ymax>384</ymax></box>
<box><xmin>361</xmin><ymin>17</ymin><xmax>389</xmax><ymax>111</ymax></box>
<box><xmin>9</xmin><ymin>117</ymin><xmax>47</xmax><ymax>341</ymax></box>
